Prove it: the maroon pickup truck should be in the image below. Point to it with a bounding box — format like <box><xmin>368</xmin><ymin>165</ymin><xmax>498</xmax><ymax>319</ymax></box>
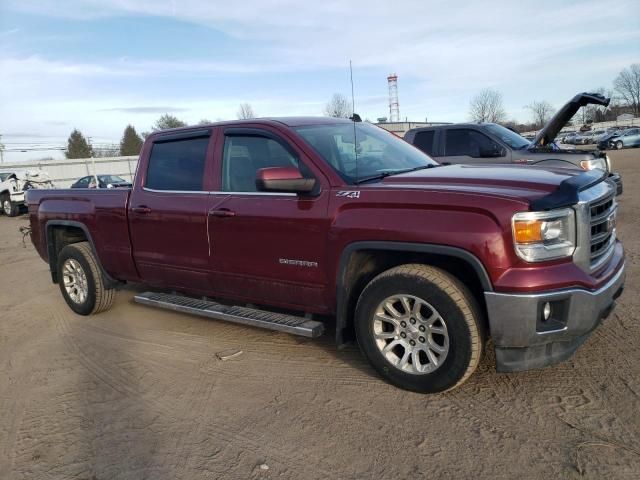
<box><xmin>27</xmin><ymin>118</ymin><xmax>625</xmax><ymax>393</ymax></box>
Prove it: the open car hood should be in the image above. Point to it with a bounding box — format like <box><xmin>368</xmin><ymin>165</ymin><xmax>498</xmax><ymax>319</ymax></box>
<box><xmin>530</xmin><ymin>92</ymin><xmax>610</xmax><ymax>148</ymax></box>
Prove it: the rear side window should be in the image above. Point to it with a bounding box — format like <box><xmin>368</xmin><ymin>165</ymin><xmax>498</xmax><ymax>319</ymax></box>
<box><xmin>146</xmin><ymin>136</ymin><xmax>209</xmax><ymax>191</ymax></box>
<box><xmin>413</xmin><ymin>130</ymin><xmax>436</xmax><ymax>156</ymax></box>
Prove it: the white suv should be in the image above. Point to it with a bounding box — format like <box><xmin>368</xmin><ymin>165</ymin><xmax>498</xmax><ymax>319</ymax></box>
<box><xmin>0</xmin><ymin>170</ymin><xmax>55</xmax><ymax>217</ymax></box>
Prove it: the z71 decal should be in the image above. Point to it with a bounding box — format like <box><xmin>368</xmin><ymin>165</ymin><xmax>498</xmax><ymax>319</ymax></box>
<box><xmin>336</xmin><ymin>191</ymin><xmax>360</xmax><ymax>199</ymax></box>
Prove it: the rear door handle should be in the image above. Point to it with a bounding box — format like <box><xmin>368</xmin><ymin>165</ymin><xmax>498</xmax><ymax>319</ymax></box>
<box><xmin>209</xmin><ymin>208</ymin><xmax>235</xmax><ymax>218</ymax></box>
<box><xmin>132</xmin><ymin>206</ymin><xmax>152</xmax><ymax>214</ymax></box>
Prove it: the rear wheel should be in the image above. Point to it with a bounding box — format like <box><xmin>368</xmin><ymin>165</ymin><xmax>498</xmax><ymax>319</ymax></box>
<box><xmin>57</xmin><ymin>241</ymin><xmax>115</xmax><ymax>315</ymax></box>
<box><xmin>355</xmin><ymin>264</ymin><xmax>484</xmax><ymax>393</ymax></box>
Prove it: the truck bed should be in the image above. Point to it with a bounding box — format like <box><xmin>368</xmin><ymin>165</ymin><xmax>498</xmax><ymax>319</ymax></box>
<box><xmin>26</xmin><ymin>188</ymin><xmax>139</xmax><ymax>282</ymax></box>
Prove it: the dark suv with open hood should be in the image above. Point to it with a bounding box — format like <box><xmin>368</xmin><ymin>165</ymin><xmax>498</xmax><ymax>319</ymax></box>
<box><xmin>405</xmin><ymin>93</ymin><xmax>623</xmax><ymax>195</ymax></box>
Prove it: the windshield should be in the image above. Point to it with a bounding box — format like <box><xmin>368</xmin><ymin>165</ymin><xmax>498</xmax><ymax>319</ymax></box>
<box><xmin>0</xmin><ymin>173</ymin><xmax>11</xmax><ymax>182</ymax></box>
<box><xmin>294</xmin><ymin>122</ymin><xmax>437</xmax><ymax>183</ymax></box>
<box><xmin>98</xmin><ymin>175</ymin><xmax>126</xmax><ymax>183</ymax></box>
<box><xmin>484</xmin><ymin>124</ymin><xmax>531</xmax><ymax>149</ymax></box>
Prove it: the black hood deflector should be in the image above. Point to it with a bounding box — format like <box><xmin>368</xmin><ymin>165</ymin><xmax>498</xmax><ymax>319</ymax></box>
<box><xmin>529</xmin><ymin>169</ymin><xmax>608</xmax><ymax>210</ymax></box>
<box><xmin>531</xmin><ymin>92</ymin><xmax>610</xmax><ymax>148</ymax></box>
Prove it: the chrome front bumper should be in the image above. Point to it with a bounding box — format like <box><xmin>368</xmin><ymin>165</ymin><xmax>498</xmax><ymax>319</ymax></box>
<box><xmin>484</xmin><ymin>263</ymin><xmax>626</xmax><ymax>372</ymax></box>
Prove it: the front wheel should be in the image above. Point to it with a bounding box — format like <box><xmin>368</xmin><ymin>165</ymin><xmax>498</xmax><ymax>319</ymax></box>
<box><xmin>615</xmin><ymin>140</ymin><xmax>623</xmax><ymax>150</ymax></box>
<box><xmin>57</xmin><ymin>241</ymin><xmax>115</xmax><ymax>315</ymax></box>
<box><xmin>1</xmin><ymin>195</ymin><xmax>19</xmax><ymax>217</ymax></box>
<box><xmin>355</xmin><ymin>264</ymin><xmax>484</xmax><ymax>393</ymax></box>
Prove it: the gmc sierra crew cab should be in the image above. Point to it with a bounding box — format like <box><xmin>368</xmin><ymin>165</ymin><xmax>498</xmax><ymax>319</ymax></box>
<box><xmin>26</xmin><ymin>117</ymin><xmax>625</xmax><ymax>393</ymax></box>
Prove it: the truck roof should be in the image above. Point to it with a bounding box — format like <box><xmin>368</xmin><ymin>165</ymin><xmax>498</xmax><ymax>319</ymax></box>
<box><xmin>149</xmin><ymin>116</ymin><xmax>353</xmax><ymax>137</ymax></box>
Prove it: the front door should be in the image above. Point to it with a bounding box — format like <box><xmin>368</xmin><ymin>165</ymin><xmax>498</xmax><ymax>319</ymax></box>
<box><xmin>441</xmin><ymin>128</ymin><xmax>509</xmax><ymax>165</ymax></box>
<box><xmin>129</xmin><ymin>129</ymin><xmax>215</xmax><ymax>292</ymax></box>
<box><xmin>207</xmin><ymin>127</ymin><xmax>331</xmax><ymax>311</ymax></box>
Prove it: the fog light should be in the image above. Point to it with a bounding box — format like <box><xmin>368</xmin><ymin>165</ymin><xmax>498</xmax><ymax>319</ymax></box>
<box><xmin>543</xmin><ymin>302</ymin><xmax>551</xmax><ymax>321</ymax></box>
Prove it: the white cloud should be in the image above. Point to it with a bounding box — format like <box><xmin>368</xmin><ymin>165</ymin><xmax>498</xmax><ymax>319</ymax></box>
<box><xmin>1</xmin><ymin>0</ymin><xmax>639</xmax><ymax>161</ymax></box>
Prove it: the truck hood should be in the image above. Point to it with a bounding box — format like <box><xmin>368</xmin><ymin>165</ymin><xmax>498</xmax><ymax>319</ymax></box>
<box><xmin>530</xmin><ymin>92</ymin><xmax>610</xmax><ymax>148</ymax></box>
<box><xmin>377</xmin><ymin>164</ymin><xmax>603</xmax><ymax>207</ymax></box>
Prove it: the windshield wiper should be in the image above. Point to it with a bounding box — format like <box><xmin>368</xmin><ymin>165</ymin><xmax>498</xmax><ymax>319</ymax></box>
<box><xmin>354</xmin><ymin>164</ymin><xmax>437</xmax><ymax>184</ymax></box>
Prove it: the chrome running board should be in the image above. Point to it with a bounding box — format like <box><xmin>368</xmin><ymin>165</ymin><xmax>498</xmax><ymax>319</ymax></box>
<box><xmin>134</xmin><ymin>292</ymin><xmax>324</xmax><ymax>338</ymax></box>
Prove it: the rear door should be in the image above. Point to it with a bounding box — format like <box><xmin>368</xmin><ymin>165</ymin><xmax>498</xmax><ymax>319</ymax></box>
<box><xmin>441</xmin><ymin>128</ymin><xmax>509</xmax><ymax>165</ymax></box>
<box><xmin>128</xmin><ymin>129</ymin><xmax>215</xmax><ymax>292</ymax></box>
<box><xmin>207</xmin><ymin>126</ymin><xmax>331</xmax><ymax>311</ymax></box>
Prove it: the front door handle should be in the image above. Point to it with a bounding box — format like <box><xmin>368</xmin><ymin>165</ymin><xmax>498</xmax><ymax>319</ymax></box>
<box><xmin>209</xmin><ymin>208</ymin><xmax>235</xmax><ymax>218</ymax></box>
<box><xmin>132</xmin><ymin>206</ymin><xmax>152</xmax><ymax>214</ymax></box>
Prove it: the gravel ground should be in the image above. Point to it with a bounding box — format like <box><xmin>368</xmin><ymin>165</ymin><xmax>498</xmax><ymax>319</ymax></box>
<box><xmin>1</xmin><ymin>149</ymin><xmax>639</xmax><ymax>479</ymax></box>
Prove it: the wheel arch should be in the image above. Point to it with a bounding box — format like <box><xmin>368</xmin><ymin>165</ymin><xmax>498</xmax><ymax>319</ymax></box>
<box><xmin>45</xmin><ymin>220</ymin><xmax>119</xmax><ymax>288</ymax></box>
<box><xmin>335</xmin><ymin>241</ymin><xmax>492</xmax><ymax>344</ymax></box>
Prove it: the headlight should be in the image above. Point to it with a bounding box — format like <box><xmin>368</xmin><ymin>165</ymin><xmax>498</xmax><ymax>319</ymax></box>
<box><xmin>580</xmin><ymin>158</ymin><xmax>607</xmax><ymax>171</ymax></box>
<box><xmin>512</xmin><ymin>208</ymin><xmax>576</xmax><ymax>262</ymax></box>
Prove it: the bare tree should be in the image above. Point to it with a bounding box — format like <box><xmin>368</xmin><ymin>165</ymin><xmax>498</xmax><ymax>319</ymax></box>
<box><xmin>237</xmin><ymin>103</ymin><xmax>256</xmax><ymax>120</ymax></box>
<box><xmin>613</xmin><ymin>64</ymin><xmax>640</xmax><ymax>116</ymax></box>
<box><xmin>468</xmin><ymin>88</ymin><xmax>507</xmax><ymax>123</ymax></box>
<box><xmin>323</xmin><ymin>93</ymin><xmax>351</xmax><ymax>118</ymax></box>
<box><xmin>525</xmin><ymin>100</ymin><xmax>554</xmax><ymax>129</ymax></box>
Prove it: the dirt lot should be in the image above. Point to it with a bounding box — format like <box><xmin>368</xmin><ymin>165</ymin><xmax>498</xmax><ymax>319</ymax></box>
<box><xmin>1</xmin><ymin>150</ymin><xmax>639</xmax><ymax>479</ymax></box>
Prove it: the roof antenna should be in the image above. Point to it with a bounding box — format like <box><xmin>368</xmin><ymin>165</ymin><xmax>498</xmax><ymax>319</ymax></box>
<box><xmin>349</xmin><ymin>60</ymin><xmax>359</xmax><ymax>183</ymax></box>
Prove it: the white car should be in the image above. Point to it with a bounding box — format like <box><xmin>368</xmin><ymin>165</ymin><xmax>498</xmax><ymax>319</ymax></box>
<box><xmin>0</xmin><ymin>170</ymin><xmax>55</xmax><ymax>217</ymax></box>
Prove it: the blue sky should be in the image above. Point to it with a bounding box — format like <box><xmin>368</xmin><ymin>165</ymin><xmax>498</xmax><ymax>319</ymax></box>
<box><xmin>1</xmin><ymin>0</ymin><xmax>639</xmax><ymax>162</ymax></box>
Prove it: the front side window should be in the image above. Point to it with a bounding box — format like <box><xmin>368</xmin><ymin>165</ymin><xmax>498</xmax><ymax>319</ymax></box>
<box><xmin>444</xmin><ymin>129</ymin><xmax>499</xmax><ymax>158</ymax></box>
<box><xmin>295</xmin><ymin>122</ymin><xmax>436</xmax><ymax>183</ymax></box>
<box><xmin>146</xmin><ymin>136</ymin><xmax>209</xmax><ymax>191</ymax></box>
<box><xmin>222</xmin><ymin>135</ymin><xmax>299</xmax><ymax>192</ymax></box>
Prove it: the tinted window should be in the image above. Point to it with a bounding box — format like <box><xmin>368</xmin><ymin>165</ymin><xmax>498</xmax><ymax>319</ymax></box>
<box><xmin>76</xmin><ymin>176</ymin><xmax>90</xmax><ymax>186</ymax></box>
<box><xmin>146</xmin><ymin>136</ymin><xmax>209</xmax><ymax>191</ymax></box>
<box><xmin>413</xmin><ymin>130</ymin><xmax>436</xmax><ymax>156</ymax></box>
<box><xmin>483</xmin><ymin>124</ymin><xmax>530</xmax><ymax>149</ymax></box>
<box><xmin>444</xmin><ymin>129</ymin><xmax>498</xmax><ymax>157</ymax></box>
<box><xmin>222</xmin><ymin>135</ymin><xmax>298</xmax><ymax>192</ymax></box>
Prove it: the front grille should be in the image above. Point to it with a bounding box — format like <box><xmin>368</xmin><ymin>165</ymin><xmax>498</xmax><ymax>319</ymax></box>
<box><xmin>589</xmin><ymin>192</ymin><xmax>616</xmax><ymax>268</ymax></box>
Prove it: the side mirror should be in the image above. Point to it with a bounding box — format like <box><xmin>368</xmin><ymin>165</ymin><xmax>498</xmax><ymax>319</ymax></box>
<box><xmin>256</xmin><ymin>167</ymin><xmax>316</xmax><ymax>194</ymax></box>
<box><xmin>479</xmin><ymin>144</ymin><xmax>504</xmax><ymax>158</ymax></box>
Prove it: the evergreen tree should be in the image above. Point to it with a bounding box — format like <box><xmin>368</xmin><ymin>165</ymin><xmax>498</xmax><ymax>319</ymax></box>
<box><xmin>119</xmin><ymin>125</ymin><xmax>143</xmax><ymax>156</ymax></box>
<box><xmin>152</xmin><ymin>114</ymin><xmax>187</xmax><ymax>131</ymax></box>
<box><xmin>65</xmin><ymin>129</ymin><xmax>93</xmax><ymax>159</ymax></box>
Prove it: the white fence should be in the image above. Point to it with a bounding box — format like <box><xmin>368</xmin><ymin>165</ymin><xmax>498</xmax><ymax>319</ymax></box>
<box><xmin>0</xmin><ymin>156</ymin><xmax>139</xmax><ymax>188</ymax></box>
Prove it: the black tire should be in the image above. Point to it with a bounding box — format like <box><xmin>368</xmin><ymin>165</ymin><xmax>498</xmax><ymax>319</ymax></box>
<box><xmin>57</xmin><ymin>241</ymin><xmax>115</xmax><ymax>315</ymax></box>
<box><xmin>355</xmin><ymin>264</ymin><xmax>484</xmax><ymax>393</ymax></box>
<box><xmin>1</xmin><ymin>194</ymin><xmax>19</xmax><ymax>217</ymax></box>
<box><xmin>615</xmin><ymin>140</ymin><xmax>623</xmax><ymax>150</ymax></box>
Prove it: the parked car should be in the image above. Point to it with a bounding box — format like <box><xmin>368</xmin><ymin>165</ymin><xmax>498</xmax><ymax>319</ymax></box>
<box><xmin>71</xmin><ymin>174</ymin><xmax>132</xmax><ymax>189</ymax></box>
<box><xmin>562</xmin><ymin>132</ymin><xmax>580</xmax><ymax>144</ymax></box>
<box><xmin>26</xmin><ymin>117</ymin><xmax>625</xmax><ymax>393</ymax></box>
<box><xmin>583</xmin><ymin>129</ymin><xmax>606</xmax><ymax>144</ymax></box>
<box><xmin>405</xmin><ymin>92</ymin><xmax>622</xmax><ymax>195</ymax></box>
<box><xmin>609</xmin><ymin>128</ymin><xmax>640</xmax><ymax>150</ymax></box>
<box><xmin>597</xmin><ymin>130</ymin><xmax>627</xmax><ymax>150</ymax></box>
<box><xmin>0</xmin><ymin>170</ymin><xmax>55</xmax><ymax>217</ymax></box>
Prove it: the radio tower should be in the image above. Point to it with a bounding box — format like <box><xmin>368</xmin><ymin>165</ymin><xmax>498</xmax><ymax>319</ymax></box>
<box><xmin>387</xmin><ymin>73</ymin><xmax>399</xmax><ymax>122</ymax></box>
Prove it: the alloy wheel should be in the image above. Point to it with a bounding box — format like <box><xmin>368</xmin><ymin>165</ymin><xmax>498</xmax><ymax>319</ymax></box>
<box><xmin>372</xmin><ymin>294</ymin><xmax>449</xmax><ymax>375</ymax></box>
